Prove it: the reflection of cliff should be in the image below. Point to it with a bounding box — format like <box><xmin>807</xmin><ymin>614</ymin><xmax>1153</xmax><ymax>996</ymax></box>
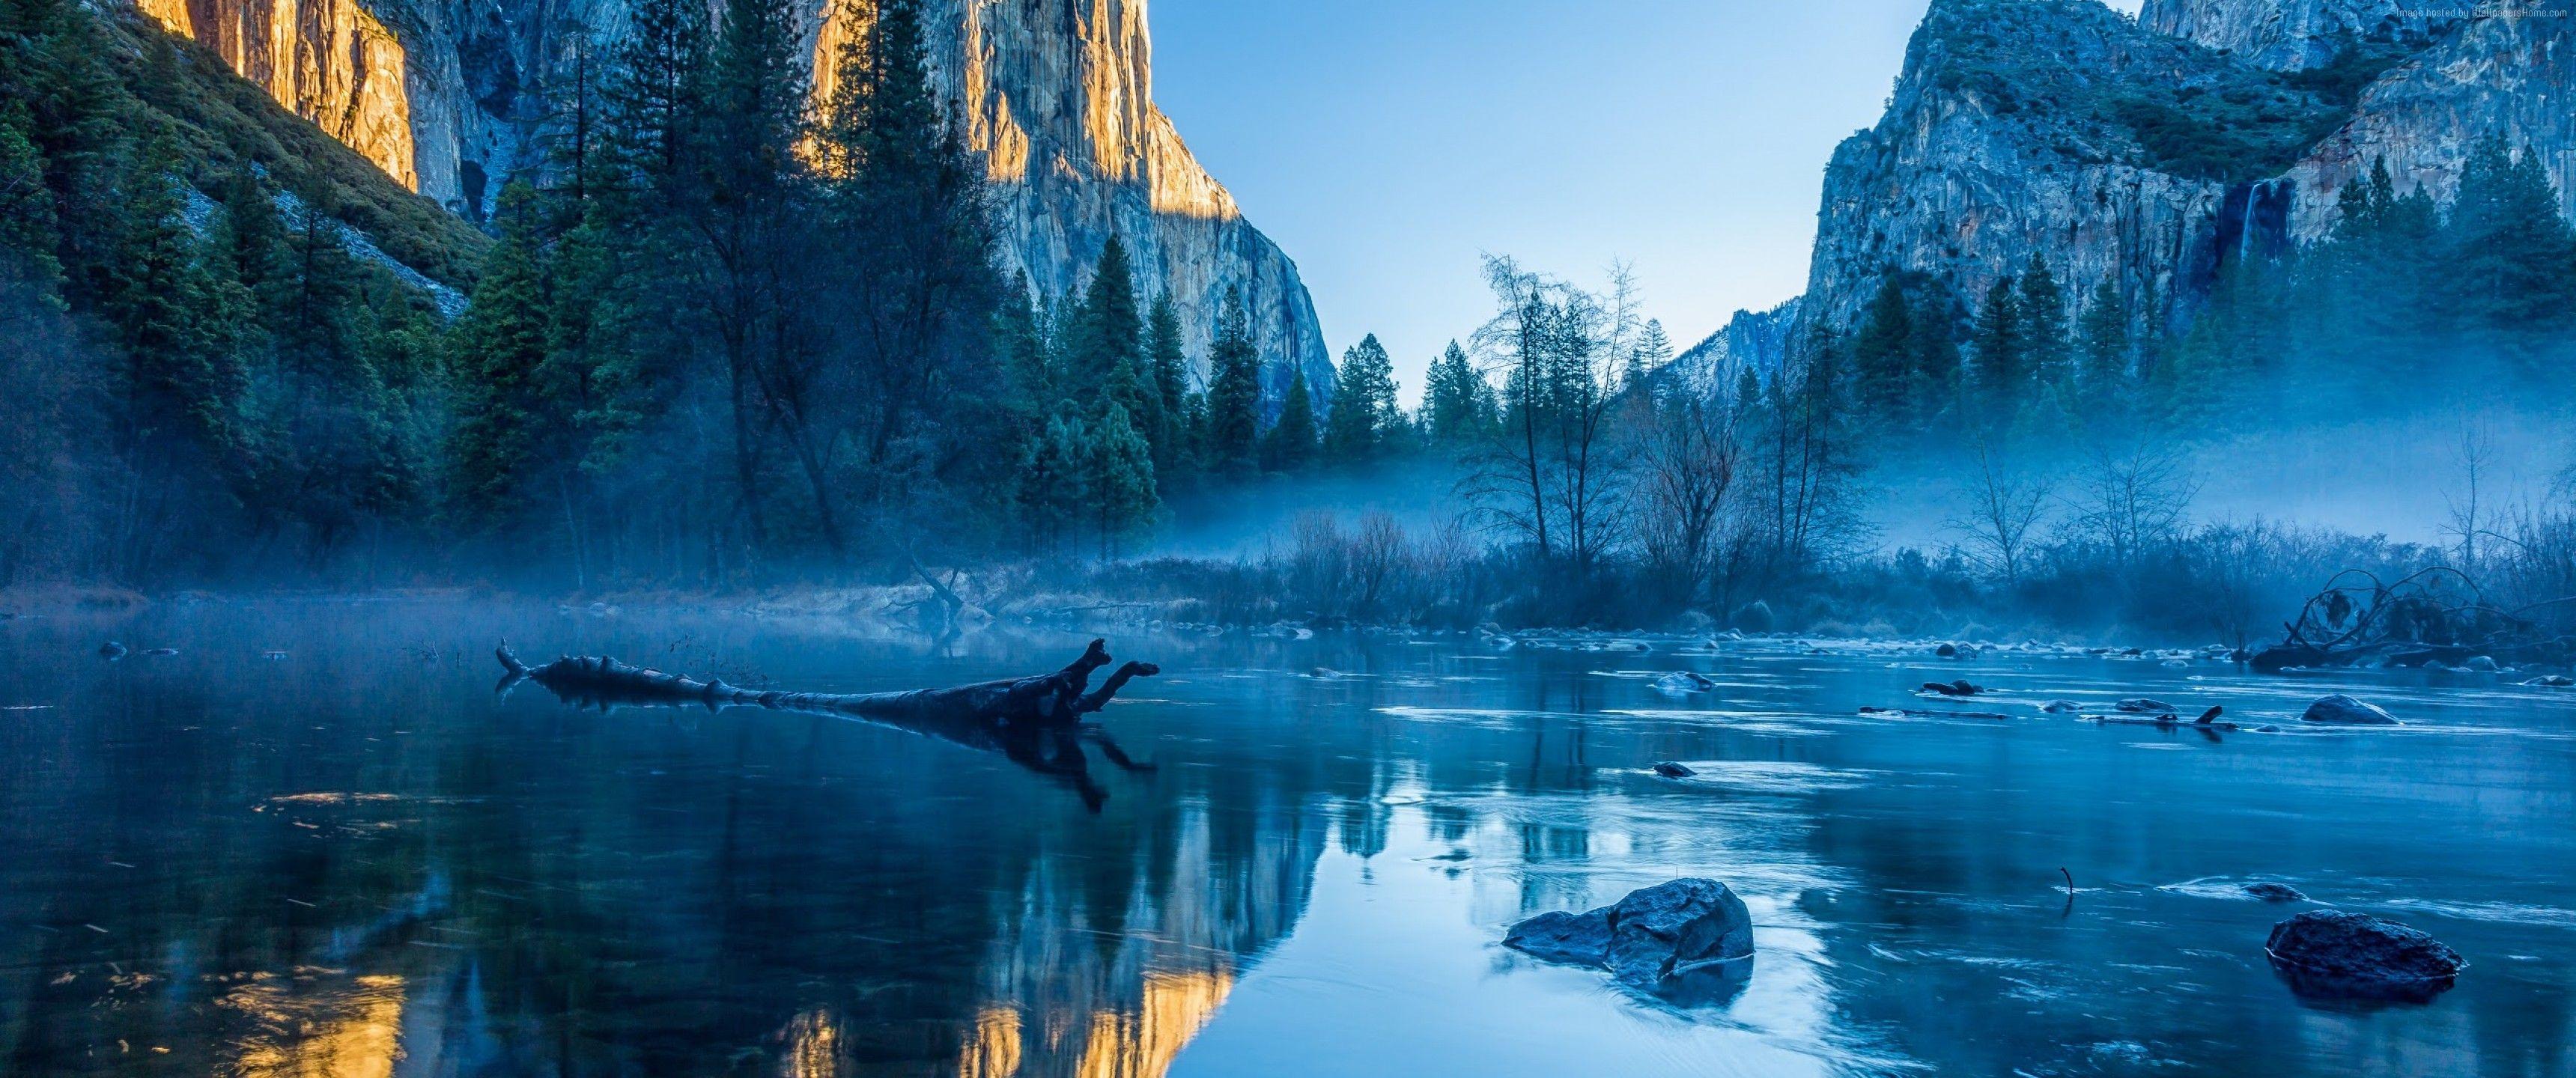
<box><xmin>134</xmin><ymin>0</ymin><xmax>418</xmax><ymax>191</ymax></box>
<box><xmin>949</xmin><ymin>803</ymin><xmax>1327</xmax><ymax>1077</ymax></box>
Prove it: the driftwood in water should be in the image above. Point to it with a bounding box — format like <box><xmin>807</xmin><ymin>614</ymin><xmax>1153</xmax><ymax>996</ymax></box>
<box><xmin>2252</xmin><ymin>568</ymin><xmax>2573</xmax><ymax>674</ymax></box>
<box><xmin>496</xmin><ymin>639</ymin><xmax>1161</xmax><ymax>811</ymax></box>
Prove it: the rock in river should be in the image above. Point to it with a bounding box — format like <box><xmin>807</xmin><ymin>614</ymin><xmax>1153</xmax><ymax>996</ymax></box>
<box><xmin>2265</xmin><ymin>910</ymin><xmax>2464</xmax><ymax>1002</ymax></box>
<box><xmin>1653</xmin><ymin>671</ymin><xmax>1719</xmax><ymax>695</ymax></box>
<box><xmin>2245</xmin><ymin>882</ymin><xmax>2307</xmax><ymax>903</ymax></box>
<box><xmin>2301</xmin><ymin>694</ymin><xmax>2400</xmax><ymax>726</ymax></box>
<box><xmin>1505</xmin><ymin>878</ymin><xmax>1755</xmax><ymax>985</ymax></box>
<box><xmin>1652</xmin><ymin>762</ymin><xmax>1697</xmax><ymax>779</ymax></box>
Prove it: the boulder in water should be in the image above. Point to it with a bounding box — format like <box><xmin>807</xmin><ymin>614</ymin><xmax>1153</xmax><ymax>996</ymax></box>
<box><xmin>1936</xmin><ymin>643</ymin><xmax>1960</xmax><ymax>658</ymax></box>
<box><xmin>2265</xmin><ymin>910</ymin><xmax>2464</xmax><ymax>1002</ymax></box>
<box><xmin>2301</xmin><ymin>694</ymin><xmax>2399</xmax><ymax>726</ymax></box>
<box><xmin>2115</xmin><ymin>698</ymin><xmax>2175</xmax><ymax>713</ymax></box>
<box><xmin>2526</xmin><ymin>674</ymin><xmax>2575</xmax><ymax>688</ymax></box>
<box><xmin>1731</xmin><ymin>601</ymin><xmax>1775</xmax><ymax>633</ymax></box>
<box><xmin>1651</xmin><ymin>762</ymin><xmax>1696</xmax><ymax>779</ymax></box>
<box><xmin>2245</xmin><ymin>882</ymin><xmax>2306</xmax><ymax>903</ymax></box>
<box><xmin>1920</xmin><ymin>680</ymin><xmax>1983</xmax><ymax>697</ymax></box>
<box><xmin>1502</xmin><ymin>908</ymin><xmax>1612</xmax><ymax>966</ymax></box>
<box><xmin>1505</xmin><ymin>878</ymin><xmax>1755</xmax><ymax>986</ymax></box>
<box><xmin>2464</xmin><ymin>656</ymin><xmax>2500</xmax><ymax>672</ymax></box>
<box><xmin>1653</xmin><ymin>671</ymin><xmax>1718</xmax><ymax>695</ymax></box>
<box><xmin>2040</xmin><ymin>700</ymin><xmax>2083</xmax><ymax>713</ymax></box>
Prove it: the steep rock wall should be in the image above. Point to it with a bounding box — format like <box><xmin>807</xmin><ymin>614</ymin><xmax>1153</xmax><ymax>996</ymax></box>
<box><xmin>2139</xmin><ymin>0</ymin><xmax>2458</xmax><ymax>70</ymax></box>
<box><xmin>136</xmin><ymin>0</ymin><xmax>419</xmax><ymax>189</ymax></box>
<box><xmin>134</xmin><ymin>0</ymin><xmax>1334</xmax><ymax>403</ymax></box>
<box><xmin>1789</xmin><ymin>0</ymin><xmax>2570</xmax><ymax>355</ymax></box>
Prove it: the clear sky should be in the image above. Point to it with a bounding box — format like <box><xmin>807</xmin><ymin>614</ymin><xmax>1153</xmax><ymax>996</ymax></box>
<box><xmin>1150</xmin><ymin>0</ymin><xmax>2142</xmax><ymax>402</ymax></box>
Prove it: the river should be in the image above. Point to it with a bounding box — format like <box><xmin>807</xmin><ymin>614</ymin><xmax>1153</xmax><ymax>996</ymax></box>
<box><xmin>2</xmin><ymin>600</ymin><xmax>2571</xmax><ymax>1076</ymax></box>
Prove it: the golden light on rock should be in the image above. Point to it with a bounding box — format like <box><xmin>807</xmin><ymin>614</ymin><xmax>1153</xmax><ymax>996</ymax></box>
<box><xmin>131</xmin><ymin>0</ymin><xmax>419</xmax><ymax>191</ymax></box>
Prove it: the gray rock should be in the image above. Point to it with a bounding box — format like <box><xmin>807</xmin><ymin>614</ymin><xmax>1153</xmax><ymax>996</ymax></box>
<box><xmin>2464</xmin><ymin>656</ymin><xmax>2499</xmax><ymax>672</ymax></box>
<box><xmin>1504</xmin><ymin>878</ymin><xmax>1756</xmax><ymax>986</ymax></box>
<box><xmin>2245</xmin><ymin>882</ymin><xmax>2307</xmax><ymax>902</ymax></box>
<box><xmin>1652</xmin><ymin>671</ymin><xmax>1718</xmax><ymax>695</ymax></box>
<box><xmin>2525</xmin><ymin>675</ymin><xmax>2575</xmax><ymax>688</ymax></box>
<box><xmin>1936</xmin><ymin>643</ymin><xmax>1960</xmax><ymax>658</ymax></box>
<box><xmin>2266</xmin><ymin>910</ymin><xmax>2464</xmax><ymax>1002</ymax></box>
<box><xmin>1731</xmin><ymin>601</ymin><xmax>1776</xmax><ymax>633</ymax></box>
<box><xmin>2301</xmin><ymin>694</ymin><xmax>2400</xmax><ymax>726</ymax></box>
<box><xmin>2041</xmin><ymin>700</ymin><xmax>2083</xmax><ymax>713</ymax></box>
<box><xmin>1652</xmin><ymin>762</ymin><xmax>1697</xmax><ymax>779</ymax></box>
<box><xmin>1503</xmin><ymin>908</ymin><xmax>1611</xmax><ymax>966</ymax></box>
<box><xmin>2116</xmin><ymin>698</ymin><xmax>2176</xmax><ymax>713</ymax></box>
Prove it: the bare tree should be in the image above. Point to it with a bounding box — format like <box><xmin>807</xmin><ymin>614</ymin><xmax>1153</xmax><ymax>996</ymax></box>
<box><xmin>1945</xmin><ymin>440</ymin><xmax>2052</xmax><ymax>585</ymax></box>
<box><xmin>2070</xmin><ymin>439</ymin><xmax>2197</xmax><ymax>567</ymax></box>
<box><xmin>2442</xmin><ymin>421</ymin><xmax>2494</xmax><ymax>573</ymax></box>
<box><xmin>1631</xmin><ymin>386</ymin><xmax>1744</xmax><ymax>603</ymax></box>
<box><xmin>1459</xmin><ymin>256</ymin><xmax>1631</xmax><ymax>578</ymax></box>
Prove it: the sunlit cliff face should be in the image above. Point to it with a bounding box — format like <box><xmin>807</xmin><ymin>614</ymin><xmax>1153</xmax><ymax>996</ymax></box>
<box><xmin>136</xmin><ymin>0</ymin><xmax>420</xmax><ymax>191</ymax></box>
<box><xmin>811</xmin><ymin>0</ymin><xmax>1238</xmax><ymax>222</ymax></box>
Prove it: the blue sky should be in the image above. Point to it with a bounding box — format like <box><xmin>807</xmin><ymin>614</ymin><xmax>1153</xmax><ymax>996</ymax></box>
<box><xmin>1152</xmin><ymin>0</ymin><xmax>2142</xmax><ymax>401</ymax></box>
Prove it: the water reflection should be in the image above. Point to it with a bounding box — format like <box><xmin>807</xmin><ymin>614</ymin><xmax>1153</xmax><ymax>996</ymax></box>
<box><xmin>2</xmin><ymin>602</ymin><xmax>2574</xmax><ymax>1075</ymax></box>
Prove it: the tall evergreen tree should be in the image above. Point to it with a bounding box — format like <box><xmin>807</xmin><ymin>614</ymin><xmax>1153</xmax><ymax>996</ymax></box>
<box><xmin>1203</xmin><ymin>287</ymin><xmax>1262</xmax><ymax>476</ymax></box>
<box><xmin>1263</xmin><ymin>368</ymin><xmax>1318</xmax><ymax>473</ymax></box>
<box><xmin>1087</xmin><ymin>403</ymin><xmax>1158</xmax><ymax>558</ymax></box>
<box><xmin>1970</xmin><ymin>275</ymin><xmax>2026</xmax><ymax>418</ymax></box>
<box><xmin>1072</xmin><ymin>236</ymin><xmax>1155</xmax><ymax>433</ymax></box>
<box><xmin>1850</xmin><ymin>276</ymin><xmax>1913</xmax><ymax>421</ymax></box>
<box><xmin>1324</xmin><ymin>334</ymin><xmax>1398</xmax><ymax>464</ymax></box>
<box><xmin>1423</xmin><ymin>341</ymin><xmax>1492</xmax><ymax>448</ymax></box>
<box><xmin>446</xmin><ymin>185</ymin><xmax>554</xmax><ymax>531</ymax></box>
<box><xmin>1143</xmin><ymin>291</ymin><xmax>1190</xmax><ymax>473</ymax></box>
<box><xmin>2076</xmin><ymin>277</ymin><xmax>2131</xmax><ymax>414</ymax></box>
<box><xmin>2017</xmin><ymin>256</ymin><xmax>2071</xmax><ymax>396</ymax></box>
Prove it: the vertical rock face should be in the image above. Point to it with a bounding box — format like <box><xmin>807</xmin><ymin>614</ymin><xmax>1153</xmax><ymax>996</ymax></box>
<box><xmin>1778</xmin><ymin>0</ymin><xmax>2572</xmax><ymax>362</ymax></box>
<box><xmin>2139</xmin><ymin>0</ymin><xmax>2457</xmax><ymax>70</ymax></box>
<box><xmin>2279</xmin><ymin>12</ymin><xmax>2576</xmax><ymax>242</ymax></box>
<box><xmin>136</xmin><ymin>0</ymin><xmax>419</xmax><ymax>190</ymax></box>
<box><xmin>870</xmin><ymin>0</ymin><xmax>1334</xmax><ymax>399</ymax></box>
<box><xmin>133</xmin><ymin>0</ymin><xmax>1333</xmax><ymax>401</ymax></box>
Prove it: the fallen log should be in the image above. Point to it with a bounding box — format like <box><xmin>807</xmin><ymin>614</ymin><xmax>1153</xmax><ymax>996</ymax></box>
<box><xmin>496</xmin><ymin>639</ymin><xmax>1162</xmax><ymax>811</ymax></box>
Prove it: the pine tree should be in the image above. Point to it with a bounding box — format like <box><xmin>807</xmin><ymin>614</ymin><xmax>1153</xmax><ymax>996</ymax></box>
<box><xmin>2076</xmin><ymin>278</ymin><xmax>2131</xmax><ymax>415</ymax></box>
<box><xmin>1970</xmin><ymin>275</ymin><xmax>2026</xmax><ymax>418</ymax></box>
<box><xmin>1072</xmin><ymin>236</ymin><xmax>1155</xmax><ymax>433</ymax></box>
<box><xmin>2018</xmin><ymin>256</ymin><xmax>2071</xmax><ymax>396</ymax></box>
<box><xmin>1087</xmin><ymin>403</ymin><xmax>1158</xmax><ymax>559</ymax></box>
<box><xmin>1850</xmin><ymin>276</ymin><xmax>1913</xmax><ymax>421</ymax></box>
<box><xmin>1905</xmin><ymin>281</ymin><xmax>1963</xmax><ymax>420</ymax></box>
<box><xmin>0</xmin><ymin>106</ymin><xmax>61</xmax><ymax>291</ymax></box>
<box><xmin>1624</xmin><ymin>318</ymin><xmax>1674</xmax><ymax>392</ymax></box>
<box><xmin>1423</xmin><ymin>341</ymin><xmax>1491</xmax><ymax>448</ymax></box>
<box><xmin>1019</xmin><ymin>409</ymin><xmax>1091</xmax><ymax>558</ymax></box>
<box><xmin>1143</xmin><ymin>291</ymin><xmax>1190</xmax><ymax>474</ymax></box>
<box><xmin>446</xmin><ymin>184</ymin><xmax>555</xmax><ymax>530</ymax></box>
<box><xmin>598</xmin><ymin>0</ymin><xmax>706</xmax><ymax>196</ymax></box>
<box><xmin>2443</xmin><ymin>135</ymin><xmax>2576</xmax><ymax>345</ymax></box>
<box><xmin>1324</xmin><ymin>333</ymin><xmax>1398</xmax><ymax>464</ymax></box>
<box><xmin>1263</xmin><ymin>368</ymin><xmax>1318</xmax><ymax>473</ymax></box>
<box><xmin>1203</xmin><ymin>287</ymin><xmax>1263</xmax><ymax>476</ymax></box>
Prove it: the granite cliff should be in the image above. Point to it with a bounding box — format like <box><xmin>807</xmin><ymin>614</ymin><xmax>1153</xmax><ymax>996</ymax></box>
<box><xmin>134</xmin><ymin>0</ymin><xmax>1334</xmax><ymax>399</ymax></box>
<box><xmin>1684</xmin><ymin>0</ymin><xmax>2574</xmax><ymax>370</ymax></box>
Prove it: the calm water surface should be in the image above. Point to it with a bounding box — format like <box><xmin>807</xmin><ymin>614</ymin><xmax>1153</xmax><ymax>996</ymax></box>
<box><xmin>3</xmin><ymin>600</ymin><xmax>2574</xmax><ymax>1076</ymax></box>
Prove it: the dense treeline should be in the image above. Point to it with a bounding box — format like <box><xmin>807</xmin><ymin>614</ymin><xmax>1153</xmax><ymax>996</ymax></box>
<box><xmin>0</xmin><ymin>0</ymin><xmax>461</xmax><ymax>586</ymax></box>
